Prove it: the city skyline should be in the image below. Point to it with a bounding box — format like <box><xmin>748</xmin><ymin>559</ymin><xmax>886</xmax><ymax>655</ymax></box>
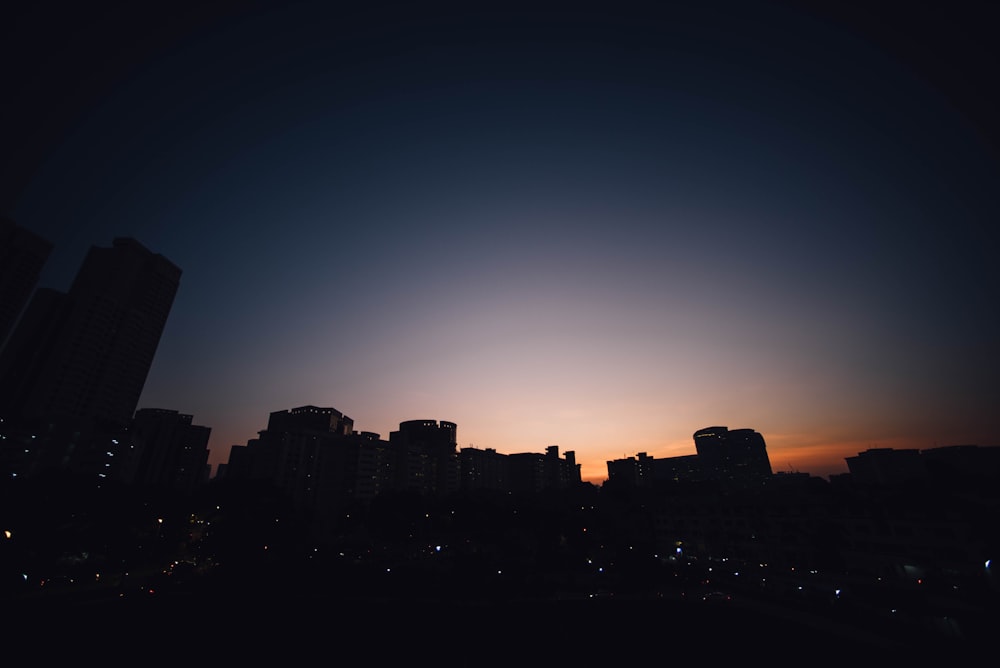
<box><xmin>3</xmin><ymin>2</ymin><xmax>998</xmax><ymax>484</ymax></box>
<box><xmin>4</xmin><ymin>224</ymin><xmax>994</xmax><ymax>484</ymax></box>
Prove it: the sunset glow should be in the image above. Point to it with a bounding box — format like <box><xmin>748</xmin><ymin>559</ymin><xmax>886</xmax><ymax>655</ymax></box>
<box><xmin>5</xmin><ymin>2</ymin><xmax>997</xmax><ymax>484</ymax></box>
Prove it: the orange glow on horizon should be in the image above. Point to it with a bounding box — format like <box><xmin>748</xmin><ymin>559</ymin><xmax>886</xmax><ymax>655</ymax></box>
<box><xmin>207</xmin><ymin>422</ymin><xmax>994</xmax><ymax>486</ymax></box>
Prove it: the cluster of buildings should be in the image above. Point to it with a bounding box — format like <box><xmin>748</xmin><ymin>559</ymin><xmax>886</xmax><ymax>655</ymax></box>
<box><xmin>222</xmin><ymin>405</ymin><xmax>581</xmax><ymax>524</ymax></box>
<box><xmin>4</xmin><ymin>220</ymin><xmax>999</xmax><ymax>642</ymax></box>
<box><xmin>605</xmin><ymin>433</ymin><xmax>999</xmax><ymax>601</ymax></box>
<box><xmin>0</xmin><ymin>220</ymin><xmax>209</xmax><ymax>493</ymax></box>
<box><xmin>0</xmin><ymin>219</ymin><xmax>579</xmax><ymax>505</ymax></box>
<box><xmin>604</xmin><ymin>423</ymin><xmax>999</xmax><ymax>605</ymax></box>
<box><xmin>606</xmin><ymin>425</ymin><xmax>774</xmax><ymax>489</ymax></box>
<box><xmin>3</xmin><ymin>217</ymin><xmax>996</xmax><ymax>505</ymax></box>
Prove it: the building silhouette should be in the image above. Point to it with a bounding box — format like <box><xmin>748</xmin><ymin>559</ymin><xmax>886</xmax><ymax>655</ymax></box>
<box><xmin>230</xmin><ymin>410</ymin><xmax>463</xmax><ymax>506</ymax></box>
<box><xmin>116</xmin><ymin>408</ymin><xmax>211</xmax><ymax>494</ymax></box>
<box><xmin>606</xmin><ymin>425</ymin><xmax>772</xmax><ymax>489</ymax></box>
<box><xmin>389</xmin><ymin>419</ymin><xmax>459</xmax><ymax>496</ymax></box>
<box><xmin>507</xmin><ymin>445</ymin><xmax>581</xmax><ymax>494</ymax></box>
<box><xmin>693</xmin><ymin>426</ymin><xmax>773</xmax><ymax>484</ymax></box>
<box><xmin>457</xmin><ymin>443</ymin><xmax>582</xmax><ymax>494</ymax></box>
<box><xmin>224</xmin><ymin>405</ymin><xmax>584</xmax><ymax>529</ymax></box>
<box><xmin>845</xmin><ymin>447</ymin><xmax>926</xmax><ymax>486</ymax></box>
<box><xmin>458</xmin><ymin>446</ymin><xmax>508</xmax><ymax>492</ymax></box>
<box><xmin>0</xmin><ymin>237</ymin><xmax>181</xmax><ymax>480</ymax></box>
<box><xmin>0</xmin><ymin>237</ymin><xmax>180</xmax><ymax>427</ymax></box>
<box><xmin>224</xmin><ymin>405</ymin><xmax>392</xmax><ymax>535</ymax></box>
<box><xmin>231</xmin><ymin>405</ymin><xmax>358</xmax><ymax>508</ymax></box>
<box><xmin>0</xmin><ymin>217</ymin><xmax>52</xmax><ymax>351</ymax></box>
<box><xmin>844</xmin><ymin>444</ymin><xmax>1000</xmax><ymax>490</ymax></box>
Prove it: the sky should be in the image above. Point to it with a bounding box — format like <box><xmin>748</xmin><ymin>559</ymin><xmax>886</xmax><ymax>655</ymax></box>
<box><xmin>3</xmin><ymin>1</ymin><xmax>999</xmax><ymax>483</ymax></box>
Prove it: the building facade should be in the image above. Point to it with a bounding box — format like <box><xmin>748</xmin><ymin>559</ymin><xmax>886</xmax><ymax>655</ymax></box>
<box><xmin>607</xmin><ymin>426</ymin><xmax>773</xmax><ymax>489</ymax></box>
<box><xmin>118</xmin><ymin>408</ymin><xmax>211</xmax><ymax>494</ymax></box>
<box><xmin>0</xmin><ymin>217</ymin><xmax>52</xmax><ymax>351</ymax></box>
<box><xmin>693</xmin><ymin>426</ymin><xmax>773</xmax><ymax>485</ymax></box>
<box><xmin>389</xmin><ymin>419</ymin><xmax>459</xmax><ymax>497</ymax></box>
<box><xmin>0</xmin><ymin>237</ymin><xmax>181</xmax><ymax>481</ymax></box>
<box><xmin>0</xmin><ymin>237</ymin><xmax>181</xmax><ymax>428</ymax></box>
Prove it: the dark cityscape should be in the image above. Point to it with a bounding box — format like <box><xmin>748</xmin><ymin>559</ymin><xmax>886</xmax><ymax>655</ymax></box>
<box><xmin>1</xmin><ymin>222</ymin><xmax>998</xmax><ymax>662</ymax></box>
<box><xmin>3</xmin><ymin>2</ymin><xmax>999</xmax><ymax>664</ymax></box>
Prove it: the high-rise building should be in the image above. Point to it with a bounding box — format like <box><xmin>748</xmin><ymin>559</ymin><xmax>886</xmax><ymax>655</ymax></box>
<box><xmin>389</xmin><ymin>419</ymin><xmax>459</xmax><ymax>496</ymax></box>
<box><xmin>0</xmin><ymin>237</ymin><xmax>180</xmax><ymax>428</ymax></box>
<box><xmin>693</xmin><ymin>426</ymin><xmax>773</xmax><ymax>484</ymax></box>
<box><xmin>266</xmin><ymin>405</ymin><xmax>354</xmax><ymax>436</ymax></box>
<box><xmin>506</xmin><ymin>445</ymin><xmax>581</xmax><ymax>494</ymax></box>
<box><xmin>0</xmin><ymin>217</ymin><xmax>52</xmax><ymax>351</ymax></box>
<box><xmin>0</xmin><ymin>237</ymin><xmax>180</xmax><ymax>481</ymax></box>
<box><xmin>230</xmin><ymin>405</ymin><xmax>390</xmax><ymax>526</ymax></box>
<box><xmin>118</xmin><ymin>408</ymin><xmax>211</xmax><ymax>494</ymax></box>
<box><xmin>845</xmin><ymin>447</ymin><xmax>926</xmax><ymax>486</ymax></box>
<box><xmin>459</xmin><ymin>446</ymin><xmax>508</xmax><ymax>492</ymax></box>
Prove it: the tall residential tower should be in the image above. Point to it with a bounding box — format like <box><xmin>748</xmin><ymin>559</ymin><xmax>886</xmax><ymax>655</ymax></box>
<box><xmin>0</xmin><ymin>237</ymin><xmax>180</xmax><ymax>428</ymax></box>
<box><xmin>0</xmin><ymin>217</ymin><xmax>52</xmax><ymax>351</ymax></box>
<box><xmin>0</xmin><ymin>238</ymin><xmax>180</xmax><ymax>480</ymax></box>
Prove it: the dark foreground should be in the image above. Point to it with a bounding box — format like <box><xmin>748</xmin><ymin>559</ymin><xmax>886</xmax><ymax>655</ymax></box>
<box><xmin>7</xmin><ymin>587</ymin><xmax>991</xmax><ymax>665</ymax></box>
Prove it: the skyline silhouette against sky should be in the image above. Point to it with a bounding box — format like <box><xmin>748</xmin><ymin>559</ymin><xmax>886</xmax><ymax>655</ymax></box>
<box><xmin>3</xmin><ymin>1</ymin><xmax>998</xmax><ymax>483</ymax></box>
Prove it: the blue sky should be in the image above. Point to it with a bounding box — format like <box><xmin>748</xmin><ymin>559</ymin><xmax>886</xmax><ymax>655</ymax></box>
<box><xmin>4</xmin><ymin>1</ymin><xmax>998</xmax><ymax>481</ymax></box>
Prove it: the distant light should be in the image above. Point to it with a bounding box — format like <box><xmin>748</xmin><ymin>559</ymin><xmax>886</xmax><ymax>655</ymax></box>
<box><xmin>3</xmin><ymin>530</ymin><xmax>11</xmax><ymax>539</ymax></box>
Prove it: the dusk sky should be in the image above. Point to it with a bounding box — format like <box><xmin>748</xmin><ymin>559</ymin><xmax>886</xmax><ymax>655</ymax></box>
<box><xmin>3</xmin><ymin>1</ymin><xmax>998</xmax><ymax>483</ymax></box>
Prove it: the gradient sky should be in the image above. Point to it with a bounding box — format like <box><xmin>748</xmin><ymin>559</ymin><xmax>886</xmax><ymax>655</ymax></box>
<box><xmin>3</xmin><ymin>1</ymin><xmax>998</xmax><ymax>483</ymax></box>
